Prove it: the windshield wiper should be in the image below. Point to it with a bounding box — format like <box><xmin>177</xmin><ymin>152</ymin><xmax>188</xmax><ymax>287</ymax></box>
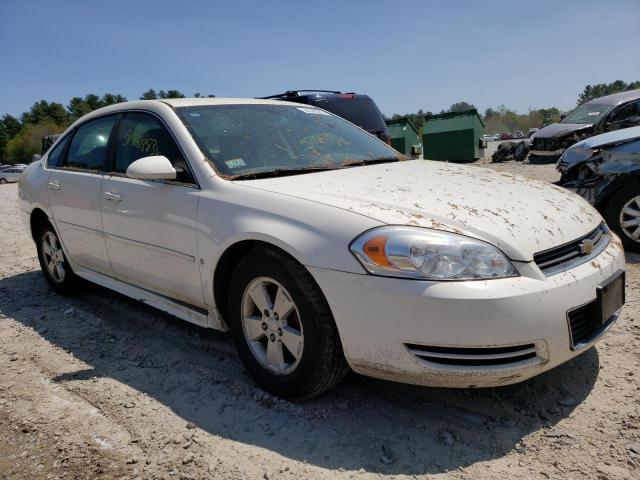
<box><xmin>230</xmin><ymin>157</ymin><xmax>402</xmax><ymax>180</ymax></box>
<box><xmin>341</xmin><ymin>156</ymin><xmax>402</xmax><ymax>168</ymax></box>
<box><xmin>230</xmin><ymin>165</ymin><xmax>341</xmax><ymax>180</ymax></box>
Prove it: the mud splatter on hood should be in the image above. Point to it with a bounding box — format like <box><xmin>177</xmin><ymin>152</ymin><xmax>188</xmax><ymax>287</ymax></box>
<box><xmin>240</xmin><ymin>160</ymin><xmax>602</xmax><ymax>261</ymax></box>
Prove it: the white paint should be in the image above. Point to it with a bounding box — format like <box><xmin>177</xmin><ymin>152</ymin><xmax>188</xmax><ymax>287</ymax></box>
<box><xmin>18</xmin><ymin>97</ymin><xmax>627</xmax><ymax>390</ymax></box>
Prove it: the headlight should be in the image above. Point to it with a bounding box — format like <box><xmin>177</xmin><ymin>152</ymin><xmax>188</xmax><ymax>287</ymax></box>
<box><xmin>350</xmin><ymin>226</ymin><xmax>518</xmax><ymax>280</ymax></box>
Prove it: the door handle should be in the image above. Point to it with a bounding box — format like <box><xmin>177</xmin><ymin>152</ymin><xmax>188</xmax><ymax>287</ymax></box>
<box><xmin>103</xmin><ymin>192</ymin><xmax>122</xmax><ymax>202</ymax></box>
<box><xmin>48</xmin><ymin>181</ymin><xmax>61</xmax><ymax>191</ymax></box>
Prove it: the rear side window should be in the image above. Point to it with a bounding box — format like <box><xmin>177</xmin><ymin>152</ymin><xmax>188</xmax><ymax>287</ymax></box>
<box><xmin>314</xmin><ymin>97</ymin><xmax>386</xmax><ymax>132</ymax></box>
<box><xmin>115</xmin><ymin>112</ymin><xmax>194</xmax><ymax>184</ymax></box>
<box><xmin>46</xmin><ymin>135</ymin><xmax>70</xmax><ymax>168</ymax></box>
<box><xmin>65</xmin><ymin>116</ymin><xmax>117</xmax><ymax>171</ymax></box>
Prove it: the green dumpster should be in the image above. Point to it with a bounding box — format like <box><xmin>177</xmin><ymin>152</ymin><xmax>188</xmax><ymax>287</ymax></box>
<box><xmin>385</xmin><ymin>118</ymin><xmax>422</xmax><ymax>157</ymax></box>
<box><xmin>422</xmin><ymin>109</ymin><xmax>485</xmax><ymax>162</ymax></box>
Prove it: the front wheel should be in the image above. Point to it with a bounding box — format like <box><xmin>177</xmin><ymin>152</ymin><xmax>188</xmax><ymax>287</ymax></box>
<box><xmin>228</xmin><ymin>247</ymin><xmax>349</xmax><ymax>400</ymax></box>
<box><xmin>0</xmin><ymin>178</ymin><xmax>7</xmax><ymax>184</ymax></box>
<box><xmin>605</xmin><ymin>183</ymin><xmax>640</xmax><ymax>253</ymax></box>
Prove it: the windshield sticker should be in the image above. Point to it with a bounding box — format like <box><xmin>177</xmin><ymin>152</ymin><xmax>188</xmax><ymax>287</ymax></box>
<box><xmin>188</xmin><ymin>112</ymin><xmax>201</xmax><ymax>117</ymax></box>
<box><xmin>587</xmin><ymin>112</ymin><xmax>600</xmax><ymax>116</ymax></box>
<box><xmin>225</xmin><ymin>158</ymin><xmax>246</xmax><ymax>169</ymax></box>
<box><xmin>297</xmin><ymin>107</ymin><xmax>331</xmax><ymax>116</ymax></box>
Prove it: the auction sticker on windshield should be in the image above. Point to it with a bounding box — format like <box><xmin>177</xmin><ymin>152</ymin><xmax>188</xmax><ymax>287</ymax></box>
<box><xmin>225</xmin><ymin>158</ymin><xmax>247</xmax><ymax>169</ymax></box>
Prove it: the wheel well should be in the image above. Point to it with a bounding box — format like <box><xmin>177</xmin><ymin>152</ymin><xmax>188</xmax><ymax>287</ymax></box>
<box><xmin>213</xmin><ymin>240</ymin><xmax>301</xmax><ymax>324</ymax></box>
<box><xmin>29</xmin><ymin>208</ymin><xmax>49</xmax><ymax>241</ymax></box>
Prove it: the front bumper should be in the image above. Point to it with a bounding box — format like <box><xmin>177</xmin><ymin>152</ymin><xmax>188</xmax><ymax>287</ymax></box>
<box><xmin>309</xmin><ymin>236</ymin><xmax>625</xmax><ymax>388</ymax></box>
<box><xmin>529</xmin><ymin>149</ymin><xmax>565</xmax><ymax>157</ymax></box>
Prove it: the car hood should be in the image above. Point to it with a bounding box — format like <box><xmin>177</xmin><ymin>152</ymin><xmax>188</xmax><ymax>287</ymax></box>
<box><xmin>534</xmin><ymin>122</ymin><xmax>592</xmax><ymax>139</ymax></box>
<box><xmin>239</xmin><ymin>160</ymin><xmax>602</xmax><ymax>261</ymax></box>
<box><xmin>559</xmin><ymin>126</ymin><xmax>640</xmax><ymax>171</ymax></box>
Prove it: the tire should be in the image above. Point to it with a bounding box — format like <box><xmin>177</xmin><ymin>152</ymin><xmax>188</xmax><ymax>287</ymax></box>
<box><xmin>513</xmin><ymin>141</ymin><xmax>528</xmax><ymax>162</ymax></box>
<box><xmin>35</xmin><ymin>219</ymin><xmax>84</xmax><ymax>295</ymax></box>
<box><xmin>0</xmin><ymin>178</ymin><xmax>7</xmax><ymax>184</ymax></box>
<box><xmin>228</xmin><ymin>246</ymin><xmax>349</xmax><ymax>400</ymax></box>
<box><xmin>604</xmin><ymin>183</ymin><xmax>640</xmax><ymax>253</ymax></box>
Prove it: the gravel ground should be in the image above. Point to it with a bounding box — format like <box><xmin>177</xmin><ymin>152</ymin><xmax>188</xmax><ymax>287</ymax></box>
<box><xmin>1</xmin><ymin>161</ymin><xmax>639</xmax><ymax>479</ymax></box>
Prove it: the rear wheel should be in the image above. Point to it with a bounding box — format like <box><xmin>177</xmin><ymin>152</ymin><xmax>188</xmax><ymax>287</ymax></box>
<box><xmin>228</xmin><ymin>247</ymin><xmax>349</xmax><ymax>400</ymax></box>
<box><xmin>0</xmin><ymin>178</ymin><xmax>7</xmax><ymax>184</ymax></box>
<box><xmin>605</xmin><ymin>183</ymin><xmax>640</xmax><ymax>253</ymax></box>
<box><xmin>35</xmin><ymin>220</ymin><xmax>84</xmax><ymax>295</ymax></box>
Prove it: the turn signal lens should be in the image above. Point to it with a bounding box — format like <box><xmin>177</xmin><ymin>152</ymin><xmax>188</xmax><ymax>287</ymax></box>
<box><xmin>363</xmin><ymin>236</ymin><xmax>392</xmax><ymax>267</ymax></box>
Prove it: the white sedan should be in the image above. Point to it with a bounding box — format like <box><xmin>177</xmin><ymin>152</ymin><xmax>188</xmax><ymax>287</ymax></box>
<box><xmin>18</xmin><ymin>98</ymin><xmax>626</xmax><ymax>399</ymax></box>
<box><xmin>1</xmin><ymin>166</ymin><xmax>25</xmax><ymax>184</ymax></box>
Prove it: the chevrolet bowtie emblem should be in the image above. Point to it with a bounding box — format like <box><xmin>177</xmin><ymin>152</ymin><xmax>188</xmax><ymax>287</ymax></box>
<box><xmin>579</xmin><ymin>239</ymin><xmax>594</xmax><ymax>255</ymax></box>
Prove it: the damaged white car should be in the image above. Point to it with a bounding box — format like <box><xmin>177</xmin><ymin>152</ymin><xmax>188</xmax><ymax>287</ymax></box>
<box><xmin>19</xmin><ymin>98</ymin><xmax>626</xmax><ymax>399</ymax></box>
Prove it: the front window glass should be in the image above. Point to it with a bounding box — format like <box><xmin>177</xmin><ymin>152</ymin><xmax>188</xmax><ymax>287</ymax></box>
<box><xmin>115</xmin><ymin>112</ymin><xmax>194</xmax><ymax>184</ymax></box>
<box><xmin>611</xmin><ymin>101</ymin><xmax>640</xmax><ymax>122</ymax></box>
<box><xmin>176</xmin><ymin>104</ymin><xmax>399</xmax><ymax>178</ymax></box>
<box><xmin>561</xmin><ymin>103</ymin><xmax>615</xmax><ymax>124</ymax></box>
<box><xmin>65</xmin><ymin>116</ymin><xmax>117</xmax><ymax>171</ymax></box>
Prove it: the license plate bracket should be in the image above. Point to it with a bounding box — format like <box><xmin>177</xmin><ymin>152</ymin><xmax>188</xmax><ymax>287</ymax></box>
<box><xmin>596</xmin><ymin>270</ymin><xmax>625</xmax><ymax>325</ymax></box>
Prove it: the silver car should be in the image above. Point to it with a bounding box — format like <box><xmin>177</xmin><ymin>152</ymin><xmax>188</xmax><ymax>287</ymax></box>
<box><xmin>0</xmin><ymin>167</ymin><xmax>24</xmax><ymax>184</ymax></box>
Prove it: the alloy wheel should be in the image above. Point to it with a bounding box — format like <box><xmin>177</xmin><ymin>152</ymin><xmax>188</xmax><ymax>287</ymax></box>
<box><xmin>241</xmin><ymin>277</ymin><xmax>304</xmax><ymax>375</ymax></box>
<box><xmin>42</xmin><ymin>231</ymin><xmax>66</xmax><ymax>283</ymax></box>
<box><xmin>619</xmin><ymin>195</ymin><xmax>640</xmax><ymax>242</ymax></box>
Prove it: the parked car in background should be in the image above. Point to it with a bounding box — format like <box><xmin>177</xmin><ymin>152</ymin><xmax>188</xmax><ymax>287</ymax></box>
<box><xmin>558</xmin><ymin>126</ymin><xmax>640</xmax><ymax>252</ymax></box>
<box><xmin>527</xmin><ymin>128</ymin><xmax>539</xmax><ymax>137</ymax></box>
<box><xmin>260</xmin><ymin>90</ymin><xmax>391</xmax><ymax>145</ymax></box>
<box><xmin>530</xmin><ymin>89</ymin><xmax>640</xmax><ymax>164</ymax></box>
<box><xmin>499</xmin><ymin>132</ymin><xmax>510</xmax><ymax>140</ymax></box>
<box><xmin>513</xmin><ymin>130</ymin><xmax>525</xmax><ymax>139</ymax></box>
<box><xmin>19</xmin><ymin>98</ymin><xmax>625</xmax><ymax>400</ymax></box>
<box><xmin>0</xmin><ymin>166</ymin><xmax>25</xmax><ymax>183</ymax></box>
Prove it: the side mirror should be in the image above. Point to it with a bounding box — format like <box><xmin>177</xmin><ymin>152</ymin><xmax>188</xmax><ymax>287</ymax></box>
<box><xmin>126</xmin><ymin>155</ymin><xmax>176</xmax><ymax>180</ymax></box>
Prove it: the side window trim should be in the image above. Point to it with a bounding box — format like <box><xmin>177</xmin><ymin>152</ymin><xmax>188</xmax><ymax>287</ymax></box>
<box><xmin>44</xmin><ymin>132</ymin><xmax>73</xmax><ymax>169</ymax></box>
<box><xmin>111</xmin><ymin>110</ymin><xmax>200</xmax><ymax>188</ymax></box>
<box><xmin>105</xmin><ymin>113</ymin><xmax>124</xmax><ymax>173</ymax></box>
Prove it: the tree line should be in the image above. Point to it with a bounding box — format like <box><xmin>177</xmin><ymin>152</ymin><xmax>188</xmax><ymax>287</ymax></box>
<box><xmin>389</xmin><ymin>80</ymin><xmax>640</xmax><ymax>135</ymax></box>
<box><xmin>2</xmin><ymin>80</ymin><xmax>639</xmax><ymax>165</ymax></box>
<box><xmin>0</xmin><ymin>89</ymin><xmax>213</xmax><ymax>164</ymax></box>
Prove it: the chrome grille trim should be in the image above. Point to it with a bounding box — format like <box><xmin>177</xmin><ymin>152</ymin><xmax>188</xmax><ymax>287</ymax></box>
<box><xmin>534</xmin><ymin>223</ymin><xmax>610</xmax><ymax>276</ymax></box>
<box><xmin>405</xmin><ymin>343</ymin><xmax>540</xmax><ymax>367</ymax></box>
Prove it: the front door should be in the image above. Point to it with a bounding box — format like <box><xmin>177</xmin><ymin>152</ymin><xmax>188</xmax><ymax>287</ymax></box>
<box><xmin>101</xmin><ymin>111</ymin><xmax>204</xmax><ymax>307</ymax></box>
<box><xmin>48</xmin><ymin>115</ymin><xmax>118</xmax><ymax>275</ymax></box>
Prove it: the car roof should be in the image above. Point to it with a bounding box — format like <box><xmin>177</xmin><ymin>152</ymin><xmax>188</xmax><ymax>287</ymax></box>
<box><xmin>586</xmin><ymin>88</ymin><xmax>640</xmax><ymax>106</ymax></box>
<box><xmin>160</xmin><ymin>97</ymin><xmax>298</xmax><ymax>108</ymax></box>
<box><xmin>64</xmin><ymin>98</ymin><xmax>312</xmax><ymax>130</ymax></box>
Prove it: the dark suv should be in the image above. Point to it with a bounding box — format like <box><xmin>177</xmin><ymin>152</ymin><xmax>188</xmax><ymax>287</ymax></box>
<box><xmin>261</xmin><ymin>90</ymin><xmax>391</xmax><ymax>145</ymax></box>
<box><xmin>529</xmin><ymin>89</ymin><xmax>640</xmax><ymax>164</ymax></box>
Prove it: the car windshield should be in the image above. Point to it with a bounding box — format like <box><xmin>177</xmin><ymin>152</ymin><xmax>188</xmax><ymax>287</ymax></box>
<box><xmin>561</xmin><ymin>102</ymin><xmax>615</xmax><ymax>124</ymax></box>
<box><xmin>176</xmin><ymin>104</ymin><xmax>400</xmax><ymax>179</ymax></box>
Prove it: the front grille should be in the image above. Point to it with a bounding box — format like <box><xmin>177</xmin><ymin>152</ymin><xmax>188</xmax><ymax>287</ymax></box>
<box><xmin>405</xmin><ymin>343</ymin><xmax>538</xmax><ymax>367</ymax></box>
<box><xmin>567</xmin><ymin>302</ymin><xmax>600</xmax><ymax>347</ymax></box>
<box><xmin>532</xmin><ymin>138</ymin><xmax>556</xmax><ymax>151</ymax></box>
<box><xmin>534</xmin><ymin>223</ymin><xmax>609</xmax><ymax>275</ymax></box>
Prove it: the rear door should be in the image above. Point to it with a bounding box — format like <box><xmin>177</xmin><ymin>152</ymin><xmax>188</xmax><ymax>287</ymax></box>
<box><xmin>100</xmin><ymin>111</ymin><xmax>204</xmax><ymax>306</ymax></box>
<box><xmin>47</xmin><ymin>115</ymin><xmax>118</xmax><ymax>275</ymax></box>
